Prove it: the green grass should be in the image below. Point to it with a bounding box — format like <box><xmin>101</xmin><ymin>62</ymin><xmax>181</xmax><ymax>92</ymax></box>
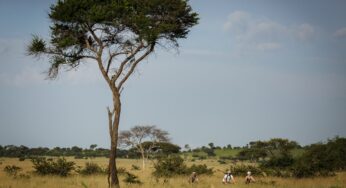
<box><xmin>214</xmin><ymin>148</ymin><xmax>242</xmax><ymax>157</ymax></box>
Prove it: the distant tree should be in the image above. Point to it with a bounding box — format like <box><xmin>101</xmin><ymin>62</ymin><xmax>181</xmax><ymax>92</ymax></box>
<box><xmin>119</xmin><ymin>125</ymin><xmax>169</xmax><ymax>169</ymax></box>
<box><xmin>184</xmin><ymin>144</ymin><xmax>191</xmax><ymax>152</ymax></box>
<box><xmin>238</xmin><ymin>138</ymin><xmax>299</xmax><ymax>162</ymax></box>
<box><xmin>142</xmin><ymin>141</ymin><xmax>181</xmax><ymax>156</ymax></box>
<box><xmin>90</xmin><ymin>144</ymin><xmax>98</xmax><ymax>150</ymax></box>
<box><xmin>208</xmin><ymin>142</ymin><xmax>215</xmax><ymax>149</ymax></box>
<box><xmin>27</xmin><ymin>0</ymin><xmax>198</xmax><ymax>187</ymax></box>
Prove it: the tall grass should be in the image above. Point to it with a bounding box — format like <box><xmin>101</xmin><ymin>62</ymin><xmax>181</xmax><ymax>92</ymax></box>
<box><xmin>0</xmin><ymin>157</ymin><xmax>345</xmax><ymax>188</ymax></box>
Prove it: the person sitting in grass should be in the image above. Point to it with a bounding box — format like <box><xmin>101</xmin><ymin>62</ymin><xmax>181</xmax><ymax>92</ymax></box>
<box><xmin>245</xmin><ymin>171</ymin><xmax>255</xmax><ymax>184</ymax></box>
<box><xmin>222</xmin><ymin>170</ymin><xmax>235</xmax><ymax>184</ymax></box>
<box><xmin>188</xmin><ymin>172</ymin><xmax>199</xmax><ymax>183</ymax></box>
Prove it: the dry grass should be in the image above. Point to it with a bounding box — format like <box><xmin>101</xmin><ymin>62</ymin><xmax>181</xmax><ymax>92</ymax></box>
<box><xmin>0</xmin><ymin>157</ymin><xmax>345</xmax><ymax>188</ymax></box>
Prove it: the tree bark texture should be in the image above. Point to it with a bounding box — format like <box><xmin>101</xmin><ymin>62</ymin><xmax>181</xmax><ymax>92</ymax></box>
<box><xmin>107</xmin><ymin>90</ymin><xmax>121</xmax><ymax>188</ymax></box>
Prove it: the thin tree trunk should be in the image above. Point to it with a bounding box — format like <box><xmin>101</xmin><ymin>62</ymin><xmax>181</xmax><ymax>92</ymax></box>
<box><xmin>140</xmin><ymin>149</ymin><xmax>145</xmax><ymax>169</ymax></box>
<box><xmin>108</xmin><ymin>90</ymin><xmax>121</xmax><ymax>188</ymax></box>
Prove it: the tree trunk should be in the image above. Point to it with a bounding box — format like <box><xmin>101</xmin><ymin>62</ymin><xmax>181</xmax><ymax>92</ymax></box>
<box><xmin>108</xmin><ymin>90</ymin><xmax>121</xmax><ymax>188</ymax></box>
<box><xmin>109</xmin><ymin>143</ymin><xmax>120</xmax><ymax>188</ymax></box>
<box><xmin>140</xmin><ymin>149</ymin><xmax>145</xmax><ymax>169</ymax></box>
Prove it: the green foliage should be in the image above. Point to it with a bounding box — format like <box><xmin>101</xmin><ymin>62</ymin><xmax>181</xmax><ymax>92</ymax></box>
<box><xmin>153</xmin><ymin>155</ymin><xmax>187</xmax><ymax>178</ymax></box>
<box><xmin>218</xmin><ymin>160</ymin><xmax>227</xmax><ymax>164</ymax></box>
<box><xmin>142</xmin><ymin>141</ymin><xmax>181</xmax><ymax>155</ymax></box>
<box><xmin>237</xmin><ymin>138</ymin><xmax>300</xmax><ymax>162</ymax></box>
<box><xmin>153</xmin><ymin>155</ymin><xmax>213</xmax><ymax>178</ymax></box>
<box><xmin>78</xmin><ymin>162</ymin><xmax>105</xmax><ymax>175</ymax></box>
<box><xmin>31</xmin><ymin>157</ymin><xmax>75</xmax><ymax>176</ymax></box>
<box><xmin>187</xmin><ymin>164</ymin><xmax>213</xmax><ymax>175</ymax></box>
<box><xmin>27</xmin><ymin>35</ymin><xmax>46</xmax><ymax>57</ymax></box>
<box><xmin>292</xmin><ymin>137</ymin><xmax>346</xmax><ymax>178</ymax></box>
<box><xmin>123</xmin><ymin>172</ymin><xmax>142</xmax><ymax>184</ymax></box>
<box><xmin>229</xmin><ymin>164</ymin><xmax>264</xmax><ymax>176</ymax></box>
<box><xmin>18</xmin><ymin>156</ymin><xmax>26</xmax><ymax>161</ymax></box>
<box><xmin>3</xmin><ymin>165</ymin><xmax>22</xmax><ymax>176</ymax></box>
<box><xmin>261</xmin><ymin>154</ymin><xmax>295</xmax><ymax>169</ymax></box>
<box><xmin>27</xmin><ymin>0</ymin><xmax>199</xmax><ymax>79</ymax></box>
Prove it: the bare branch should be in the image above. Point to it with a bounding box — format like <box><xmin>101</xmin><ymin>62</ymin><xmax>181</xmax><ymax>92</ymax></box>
<box><xmin>106</xmin><ymin>51</ymin><xmax>128</xmax><ymax>74</ymax></box>
<box><xmin>117</xmin><ymin>45</ymin><xmax>154</xmax><ymax>89</ymax></box>
<box><xmin>111</xmin><ymin>43</ymin><xmax>144</xmax><ymax>83</ymax></box>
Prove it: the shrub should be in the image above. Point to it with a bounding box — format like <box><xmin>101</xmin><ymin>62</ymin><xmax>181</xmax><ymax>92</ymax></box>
<box><xmin>291</xmin><ymin>142</ymin><xmax>337</xmax><ymax>178</ymax></box>
<box><xmin>4</xmin><ymin>165</ymin><xmax>22</xmax><ymax>176</ymax></box>
<box><xmin>123</xmin><ymin>172</ymin><xmax>142</xmax><ymax>184</ymax></box>
<box><xmin>188</xmin><ymin>164</ymin><xmax>213</xmax><ymax>175</ymax></box>
<box><xmin>32</xmin><ymin>157</ymin><xmax>75</xmax><ymax>176</ymax></box>
<box><xmin>131</xmin><ymin>164</ymin><xmax>140</xmax><ymax>170</ymax></box>
<box><xmin>218</xmin><ymin>160</ymin><xmax>227</xmax><ymax>164</ymax></box>
<box><xmin>261</xmin><ymin>154</ymin><xmax>295</xmax><ymax>169</ymax></box>
<box><xmin>153</xmin><ymin>155</ymin><xmax>188</xmax><ymax>178</ymax></box>
<box><xmin>117</xmin><ymin>167</ymin><xmax>128</xmax><ymax>175</ymax></box>
<box><xmin>18</xmin><ymin>156</ymin><xmax>26</xmax><ymax>161</ymax></box>
<box><xmin>229</xmin><ymin>164</ymin><xmax>264</xmax><ymax>176</ymax></box>
<box><xmin>78</xmin><ymin>162</ymin><xmax>105</xmax><ymax>175</ymax></box>
<box><xmin>153</xmin><ymin>155</ymin><xmax>213</xmax><ymax>178</ymax></box>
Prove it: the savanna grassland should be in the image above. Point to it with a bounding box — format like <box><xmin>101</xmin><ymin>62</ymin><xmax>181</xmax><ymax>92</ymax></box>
<box><xmin>1</xmin><ymin>157</ymin><xmax>345</xmax><ymax>188</ymax></box>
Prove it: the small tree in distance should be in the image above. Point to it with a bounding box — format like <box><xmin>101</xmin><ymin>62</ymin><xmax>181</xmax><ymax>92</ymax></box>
<box><xmin>119</xmin><ymin>125</ymin><xmax>169</xmax><ymax>169</ymax></box>
<box><xmin>27</xmin><ymin>0</ymin><xmax>198</xmax><ymax>187</ymax></box>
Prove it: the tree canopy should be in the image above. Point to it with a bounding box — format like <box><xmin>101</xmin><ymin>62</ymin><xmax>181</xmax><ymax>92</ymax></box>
<box><xmin>28</xmin><ymin>0</ymin><xmax>199</xmax><ymax>81</ymax></box>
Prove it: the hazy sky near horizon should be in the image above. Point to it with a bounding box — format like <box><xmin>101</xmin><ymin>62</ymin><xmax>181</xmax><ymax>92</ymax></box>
<box><xmin>0</xmin><ymin>0</ymin><xmax>346</xmax><ymax>149</ymax></box>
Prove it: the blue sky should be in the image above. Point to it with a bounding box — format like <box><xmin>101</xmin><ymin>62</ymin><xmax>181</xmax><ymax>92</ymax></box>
<box><xmin>0</xmin><ymin>0</ymin><xmax>346</xmax><ymax>148</ymax></box>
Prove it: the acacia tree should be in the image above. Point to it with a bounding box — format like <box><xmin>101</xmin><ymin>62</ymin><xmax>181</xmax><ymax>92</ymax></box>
<box><xmin>119</xmin><ymin>125</ymin><xmax>169</xmax><ymax>169</ymax></box>
<box><xmin>27</xmin><ymin>0</ymin><xmax>198</xmax><ymax>187</ymax></box>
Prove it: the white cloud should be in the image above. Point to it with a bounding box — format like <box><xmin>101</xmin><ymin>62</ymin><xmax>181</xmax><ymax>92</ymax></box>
<box><xmin>223</xmin><ymin>11</ymin><xmax>251</xmax><ymax>32</ymax></box>
<box><xmin>334</xmin><ymin>27</ymin><xmax>346</xmax><ymax>38</ymax></box>
<box><xmin>293</xmin><ymin>23</ymin><xmax>315</xmax><ymax>40</ymax></box>
<box><xmin>224</xmin><ymin>11</ymin><xmax>315</xmax><ymax>53</ymax></box>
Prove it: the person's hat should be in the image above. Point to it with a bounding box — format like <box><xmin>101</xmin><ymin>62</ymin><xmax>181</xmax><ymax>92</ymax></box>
<box><xmin>247</xmin><ymin>171</ymin><xmax>251</xmax><ymax>175</ymax></box>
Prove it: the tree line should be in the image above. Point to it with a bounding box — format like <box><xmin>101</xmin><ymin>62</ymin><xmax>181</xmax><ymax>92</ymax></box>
<box><xmin>0</xmin><ymin>143</ymin><xmax>180</xmax><ymax>159</ymax></box>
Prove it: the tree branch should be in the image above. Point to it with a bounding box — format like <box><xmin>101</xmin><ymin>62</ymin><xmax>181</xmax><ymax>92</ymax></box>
<box><xmin>106</xmin><ymin>51</ymin><xmax>128</xmax><ymax>74</ymax></box>
<box><xmin>117</xmin><ymin>45</ymin><xmax>154</xmax><ymax>89</ymax></box>
<box><xmin>111</xmin><ymin>43</ymin><xmax>144</xmax><ymax>83</ymax></box>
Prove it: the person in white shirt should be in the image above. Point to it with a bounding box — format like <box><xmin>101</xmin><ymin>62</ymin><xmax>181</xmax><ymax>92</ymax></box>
<box><xmin>222</xmin><ymin>170</ymin><xmax>235</xmax><ymax>184</ymax></box>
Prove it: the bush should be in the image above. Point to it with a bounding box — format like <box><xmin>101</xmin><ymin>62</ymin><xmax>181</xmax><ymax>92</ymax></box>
<box><xmin>32</xmin><ymin>157</ymin><xmax>75</xmax><ymax>176</ymax></box>
<box><xmin>18</xmin><ymin>156</ymin><xmax>26</xmax><ymax>161</ymax></box>
<box><xmin>123</xmin><ymin>172</ymin><xmax>142</xmax><ymax>184</ymax></box>
<box><xmin>117</xmin><ymin>167</ymin><xmax>128</xmax><ymax>175</ymax></box>
<box><xmin>153</xmin><ymin>155</ymin><xmax>188</xmax><ymax>178</ymax></box>
<box><xmin>153</xmin><ymin>155</ymin><xmax>213</xmax><ymax>178</ymax></box>
<box><xmin>4</xmin><ymin>165</ymin><xmax>22</xmax><ymax>176</ymax></box>
<box><xmin>188</xmin><ymin>164</ymin><xmax>213</xmax><ymax>175</ymax></box>
<box><xmin>261</xmin><ymin>154</ymin><xmax>295</xmax><ymax>169</ymax></box>
<box><xmin>131</xmin><ymin>164</ymin><xmax>140</xmax><ymax>170</ymax></box>
<box><xmin>78</xmin><ymin>162</ymin><xmax>105</xmax><ymax>175</ymax></box>
<box><xmin>218</xmin><ymin>160</ymin><xmax>227</xmax><ymax>164</ymax></box>
<box><xmin>229</xmin><ymin>164</ymin><xmax>264</xmax><ymax>176</ymax></box>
